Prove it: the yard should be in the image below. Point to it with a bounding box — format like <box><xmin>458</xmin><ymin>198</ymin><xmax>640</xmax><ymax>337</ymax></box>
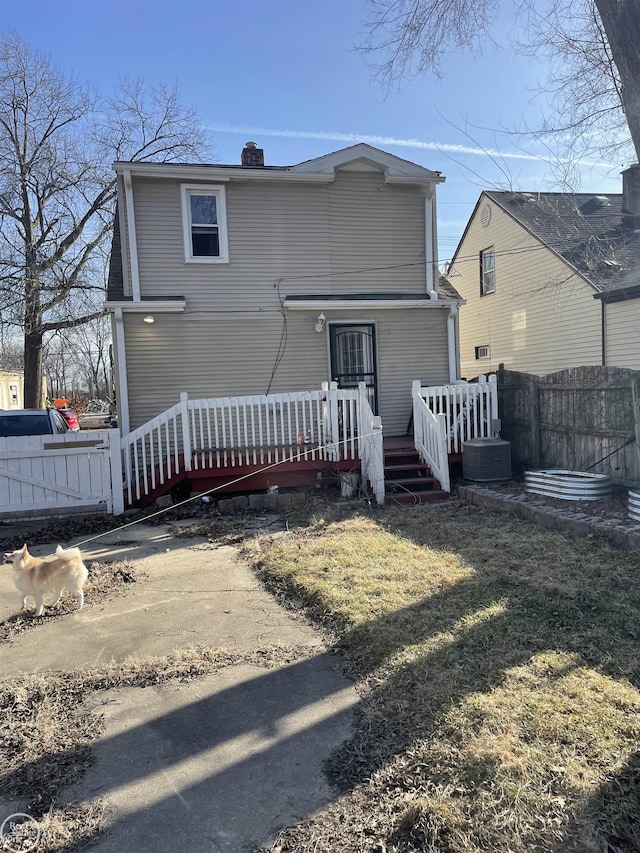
<box><xmin>1</xmin><ymin>498</ymin><xmax>639</xmax><ymax>851</ymax></box>
<box><xmin>249</xmin><ymin>500</ymin><xmax>640</xmax><ymax>852</ymax></box>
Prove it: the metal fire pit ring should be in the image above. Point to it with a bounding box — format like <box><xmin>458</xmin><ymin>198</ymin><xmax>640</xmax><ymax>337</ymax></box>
<box><xmin>524</xmin><ymin>469</ymin><xmax>612</xmax><ymax>501</ymax></box>
<box><xmin>629</xmin><ymin>489</ymin><xmax>640</xmax><ymax>521</ymax></box>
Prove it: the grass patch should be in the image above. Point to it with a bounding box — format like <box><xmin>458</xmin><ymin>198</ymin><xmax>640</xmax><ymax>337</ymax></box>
<box><xmin>0</xmin><ymin>560</ymin><xmax>140</xmax><ymax>644</ymax></box>
<box><xmin>251</xmin><ymin>502</ymin><xmax>640</xmax><ymax>852</ymax></box>
<box><xmin>0</xmin><ymin>643</ymin><xmax>315</xmax><ymax>851</ymax></box>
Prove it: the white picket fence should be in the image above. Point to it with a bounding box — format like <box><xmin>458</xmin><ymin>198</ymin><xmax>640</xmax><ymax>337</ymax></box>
<box><xmin>0</xmin><ymin>430</ymin><xmax>123</xmax><ymax>519</ymax></box>
<box><xmin>121</xmin><ymin>384</ymin><xmax>386</xmax><ymax>506</ymax></box>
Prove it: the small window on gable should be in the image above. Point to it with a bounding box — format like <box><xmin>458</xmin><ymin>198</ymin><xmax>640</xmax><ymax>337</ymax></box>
<box><xmin>480</xmin><ymin>247</ymin><xmax>495</xmax><ymax>295</ymax></box>
<box><xmin>475</xmin><ymin>345</ymin><xmax>490</xmax><ymax>360</ymax></box>
<box><xmin>181</xmin><ymin>185</ymin><xmax>229</xmax><ymax>263</ymax></box>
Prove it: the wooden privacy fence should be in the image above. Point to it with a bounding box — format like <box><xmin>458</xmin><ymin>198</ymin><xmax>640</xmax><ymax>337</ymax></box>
<box><xmin>0</xmin><ymin>430</ymin><xmax>124</xmax><ymax>519</ymax></box>
<box><xmin>498</xmin><ymin>366</ymin><xmax>640</xmax><ymax>484</ymax></box>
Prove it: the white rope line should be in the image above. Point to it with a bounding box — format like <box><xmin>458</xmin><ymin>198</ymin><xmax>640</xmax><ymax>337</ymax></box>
<box><xmin>71</xmin><ymin>432</ymin><xmax>384</xmax><ymax>550</ymax></box>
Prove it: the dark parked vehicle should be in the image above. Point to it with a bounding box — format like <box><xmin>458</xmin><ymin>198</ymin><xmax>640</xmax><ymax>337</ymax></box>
<box><xmin>0</xmin><ymin>409</ymin><xmax>70</xmax><ymax>437</ymax></box>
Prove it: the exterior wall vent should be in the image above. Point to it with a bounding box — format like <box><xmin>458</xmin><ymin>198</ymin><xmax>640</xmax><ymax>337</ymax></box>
<box><xmin>480</xmin><ymin>204</ymin><xmax>492</xmax><ymax>227</ymax></box>
<box><xmin>462</xmin><ymin>437</ymin><xmax>512</xmax><ymax>483</ymax></box>
<box><xmin>580</xmin><ymin>195</ymin><xmax>610</xmax><ymax>214</ymax></box>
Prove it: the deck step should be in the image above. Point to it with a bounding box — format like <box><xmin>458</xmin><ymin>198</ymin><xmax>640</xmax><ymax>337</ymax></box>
<box><xmin>384</xmin><ymin>449</ymin><xmax>420</xmax><ymax>459</ymax></box>
<box><xmin>385</xmin><ymin>462</ymin><xmax>431</xmax><ymax>472</ymax></box>
<box><xmin>383</xmin><ymin>444</ymin><xmax>449</xmax><ymax>506</ymax></box>
<box><xmin>386</xmin><ymin>476</ymin><xmax>438</xmax><ymax>488</ymax></box>
<box><xmin>386</xmin><ymin>490</ymin><xmax>449</xmax><ymax>505</ymax></box>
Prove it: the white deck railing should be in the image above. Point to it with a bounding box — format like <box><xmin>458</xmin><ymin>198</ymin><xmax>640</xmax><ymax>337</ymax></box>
<box><xmin>412</xmin><ymin>381</ymin><xmax>450</xmax><ymax>492</ymax></box>
<box><xmin>121</xmin><ymin>399</ymin><xmax>185</xmax><ymax>505</ymax></box>
<box><xmin>358</xmin><ymin>382</ymin><xmax>385</xmax><ymax>505</ymax></box>
<box><xmin>420</xmin><ymin>374</ymin><xmax>498</xmax><ymax>453</ymax></box>
<box><xmin>121</xmin><ymin>385</ymin><xmax>363</xmax><ymax>505</ymax></box>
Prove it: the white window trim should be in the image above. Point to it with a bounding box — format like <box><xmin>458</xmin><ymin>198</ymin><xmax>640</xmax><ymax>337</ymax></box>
<box><xmin>480</xmin><ymin>247</ymin><xmax>495</xmax><ymax>296</ymax></box>
<box><xmin>180</xmin><ymin>184</ymin><xmax>229</xmax><ymax>264</ymax></box>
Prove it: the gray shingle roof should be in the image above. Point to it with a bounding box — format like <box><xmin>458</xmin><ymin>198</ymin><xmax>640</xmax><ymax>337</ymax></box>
<box><xmin>485</xmin><ymin>191</ymin><xmax>640</xmax><ymax>293</ymax></box>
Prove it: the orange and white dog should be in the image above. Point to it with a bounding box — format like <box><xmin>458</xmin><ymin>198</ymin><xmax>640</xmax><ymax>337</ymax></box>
<box><xmin>3</xmin><ymin>544</ymin><xmax>88</xmax><ymax>617</ymax></box>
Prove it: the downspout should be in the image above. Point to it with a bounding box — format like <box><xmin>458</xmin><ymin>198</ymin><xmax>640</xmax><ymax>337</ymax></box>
<box><xmin>447</xmin><ymin>304</ymin><xmax>458</xmax><ymax>382</ymax></box>
<box><xmin>114</xmin><ymin>307</ymin><xmax>131</xmax><ymax>435</ymax></box>
<box><xmin>425</xmin><ymin>188</ymin><xmax>438</xmax><ymax>299</ymax></box>
<box><xmin>601</xmin><ymin>299</ymin><xmax>607</xmax><ymax>366</ymax></box>
<box><xmin>123</xmin><ymin>169</ymin><xmax>141</xmax><ymax>301</ymax></box>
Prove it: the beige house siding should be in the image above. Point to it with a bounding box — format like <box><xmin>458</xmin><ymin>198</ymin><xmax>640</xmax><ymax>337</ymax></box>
<box><xmin>131</xmin><ymin>177</ymin><xmax>331</xmax><ymax>310</ymax></box>
<box><xmin>451</xmin><ymin>198</ymin><xmax>602</xmax><ymax>377</ymax></box>
<box><xmin>116</xmin><ymin>163</ymin><xmax>451</xmax><ymax>434</ymax></box>
<box><xmin>327</xmin><ymin>168</ymin><xmax>427</xmax><ymax>293</ymax></box>
<box><xmin>128</xmin><ymin>168</ymin><xmax>429</xmax><ymax>310</ymax></box>
<box><xmin>605</xmin><ymin>299</ymin><xmax>640</xmax><ymax>368</ymax></box>
<box><xmin>123</xmin><ymin>307</ymin><xmax>449</xmax><ymax>434</ymax></box>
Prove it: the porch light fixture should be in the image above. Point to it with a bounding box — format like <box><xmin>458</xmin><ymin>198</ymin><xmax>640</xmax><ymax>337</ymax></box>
<box><xmin>314</xmin><ymin>312</ymin><xmax>326</xmax><ymax>333</ymax></box>
<box><xmin>143</xmin><ymin>315</ymin><xmax>155</xmax><ymax>324</ymax></box>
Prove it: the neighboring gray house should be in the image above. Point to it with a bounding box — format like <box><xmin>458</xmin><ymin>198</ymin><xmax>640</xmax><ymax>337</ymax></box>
<box><xmin>106</xmin><ymin>143</ymin><xmax>461</xmax><ymax>435</ymax></box>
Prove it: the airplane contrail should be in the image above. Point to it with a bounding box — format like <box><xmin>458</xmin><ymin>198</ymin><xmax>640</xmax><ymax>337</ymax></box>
<box><xmin>209</xmin><ymin>123</ymin><xmax>612</xmax><ymax>167</ymax></box>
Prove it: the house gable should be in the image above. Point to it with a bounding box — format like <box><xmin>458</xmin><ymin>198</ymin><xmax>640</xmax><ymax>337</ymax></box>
<box><xmin>290</xmin><ymin>143</ymin><xmax>444</xmax><ymax>185</ymax></box>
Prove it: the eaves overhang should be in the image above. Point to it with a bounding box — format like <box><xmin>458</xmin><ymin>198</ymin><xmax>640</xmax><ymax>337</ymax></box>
<box><xmin>284</xmin><ymin>295</ymin><xmax>457</xmax><ymax>310</ymax></box>
<box><xmin>113</xmin><ymin>162</ymin><xmax>334</xmax><ymax>184</ymax></box>
<box><xmin>593</xmin><ymin>284</ymin><xmax>640</xmax><ymax>303</ymax></box>
<box><xmin>104</xmin><ymin>299</ymin><xmax>186</xmax><ymax>312</ymax></box>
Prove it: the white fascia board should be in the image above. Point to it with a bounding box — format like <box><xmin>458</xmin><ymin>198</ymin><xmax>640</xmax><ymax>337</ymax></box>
<box><xmin>113</xmin><ymin>308</ymin><xmax>130</xmax><ymax>436</ymax></box>
<box><xmin>122</xmin><ymin>170</ymin><xmax>141</xmax><ymax>301</ymax></box>
<box><xmin>285</xmin><ymin>299</ymin><xmax>453</xmax><ymax>310</ymax></box>
<box><xmin>384</xmin><ymin>174</ymin><xmax>445</xmax><ymax>186</ymax></box>
<box><xmin>112</xmin><ymin>162</ymin><xmax>333</xmax><ymax>183</ymax></box>
<box><xmin>105</xmin><ymin>300</ymin><xmax>186</xmax><ymax>312</ymax></box>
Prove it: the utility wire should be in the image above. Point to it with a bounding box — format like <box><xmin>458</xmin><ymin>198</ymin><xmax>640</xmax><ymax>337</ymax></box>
<box><xmin>71</xmin><ymin>430</ymin><xmax>381</xmax><ymax>551</ymax></box>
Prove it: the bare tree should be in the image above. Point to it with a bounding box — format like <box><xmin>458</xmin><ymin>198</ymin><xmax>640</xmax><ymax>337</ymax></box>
<box><xmin>0</xmin><ymin>33</ymin><xmax>209</xmax><ymax>407</ymax></box>
<box><xmin>62</xmin><ymin>315</ymin><xmax>113</xmax><ymax>400</ymax></box>
<box><xmin>360</xmin><ymin>0</ymin><xmax>640</xmax><ymax>163</ymax></box>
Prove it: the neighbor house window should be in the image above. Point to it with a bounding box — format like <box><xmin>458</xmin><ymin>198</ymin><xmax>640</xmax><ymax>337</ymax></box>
<box><xmin>475</xmin><ymin>345</ymin><xmax>490</xmax><ymax>360</ymax></box>
<box><xmin>181</xmin><ymin>185</ymin><xmax>229</xmax><ymax>263</ymax></box>
<box><xmin>480</xmin><ymin>247</ymin><xmax>495</xmax><ymax>295</ymax></box>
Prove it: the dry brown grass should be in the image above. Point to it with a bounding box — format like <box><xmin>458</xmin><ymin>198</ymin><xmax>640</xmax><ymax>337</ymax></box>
<box><xmin>0</xmin><ymin>643</ymin><xmax>316</xmax><ymax>851</ymax></box>
<box><xmin>251</xmin><ymin>501</ymin><xmax>640</xmax><ymax>852</ymax></box>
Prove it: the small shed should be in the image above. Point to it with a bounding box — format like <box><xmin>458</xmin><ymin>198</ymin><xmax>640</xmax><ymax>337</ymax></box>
<box><xmin>0</xmin><ymin>370</ymin><xmax>24</xmax><ymax>409</ymax></box>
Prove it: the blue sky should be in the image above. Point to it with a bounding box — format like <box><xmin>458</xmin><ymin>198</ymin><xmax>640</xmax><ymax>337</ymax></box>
<box><xmin>2</xmin><ymin>0</ymin><xmax>627</xmax><ymax>264</ymax></box>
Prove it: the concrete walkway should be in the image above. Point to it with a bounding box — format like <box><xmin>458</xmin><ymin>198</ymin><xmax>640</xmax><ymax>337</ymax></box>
<box><xmin>0</xmin><ymin>522</ymin><xmax>358</xmax><ymax>852</ymax></box>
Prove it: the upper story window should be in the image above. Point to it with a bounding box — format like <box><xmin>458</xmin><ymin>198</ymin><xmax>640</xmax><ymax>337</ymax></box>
<box><xmin>181</xmin><ymin>184</ymin><xmax>229</xmax><ymax>263</ymax></box>
<box><xmin>480</xmin><ymin>247</ymin><xmax>495</xmax><ymax>295</ymax></box>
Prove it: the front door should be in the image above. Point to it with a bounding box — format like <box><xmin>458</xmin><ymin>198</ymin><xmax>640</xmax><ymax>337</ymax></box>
<box><xmin>329</xmin><ymin>323</ymin><xmax>378</xmax><ymax>413</ymax></box>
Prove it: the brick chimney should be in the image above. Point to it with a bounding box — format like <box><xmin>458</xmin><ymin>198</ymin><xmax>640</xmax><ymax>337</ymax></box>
<box><xmin>622</xmin><ymin>164</ymin><xmax>640</xmax><ymax>229</ymax></box>
<box><xmin>241</xmin><ymin>141</ymin><xmax>264</xmax><ymax>167</ymax></box>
